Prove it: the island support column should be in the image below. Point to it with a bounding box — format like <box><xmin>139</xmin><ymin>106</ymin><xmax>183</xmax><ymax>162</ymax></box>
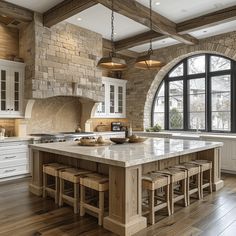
<box><xmin>104</xmin><ymin>165</ymin><xmax>147</xmax><ymax>236</ymax></box>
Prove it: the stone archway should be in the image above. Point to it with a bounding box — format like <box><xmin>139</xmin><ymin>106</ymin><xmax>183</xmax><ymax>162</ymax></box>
<box><xmin>143</xmin><ymin>48</ymin><xmax>236</xmax><ymax>129</ymax></box>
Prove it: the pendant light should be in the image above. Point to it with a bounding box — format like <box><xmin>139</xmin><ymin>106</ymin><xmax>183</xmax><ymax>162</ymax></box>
<box><xmin>97</xmin><ymin>0</ymin><xmax>127</xmax><ymax>71</ymax></box>
<box><xmin>135</xmin><ymin>0</ymin><xmax>163</xmax><ymax>70</ymax></box>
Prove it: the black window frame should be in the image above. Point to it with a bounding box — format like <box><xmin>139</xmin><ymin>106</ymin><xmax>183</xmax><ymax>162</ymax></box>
<box><xmin>151</xmin><ymin>53</ymin><xmax>236</xmax><ymax>133</ymax></box>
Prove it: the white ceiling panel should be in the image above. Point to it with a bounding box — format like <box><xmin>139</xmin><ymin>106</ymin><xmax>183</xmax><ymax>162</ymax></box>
<box><xmin>66</xmin><ymin>4</ymin><xmax>149</xmax><ymax>41</ymax></box>
<box><xmin>4</xmin><ymin>0</ymin><xmax>64</xmax><ymax>13</ymax></box>
<box><xmin>130</xmin><ymin>37</ymin><xmax>179</xmax><ymax>53</ymax></box>
<box><xmin>136</xmin><ymin>0</ymin><xmax>236</xmax><ymax>23</ymax></box>
<box><xmin>190</xmin><ymin>20</ymin><xmax>236</xmax><ymax>39</ymax></box>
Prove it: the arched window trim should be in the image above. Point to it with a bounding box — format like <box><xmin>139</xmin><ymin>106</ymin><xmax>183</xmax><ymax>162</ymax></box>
<box><xmin>151</xmin><ymin>53</ymin><xmax>236</xmax><ymax>133</ymax></box>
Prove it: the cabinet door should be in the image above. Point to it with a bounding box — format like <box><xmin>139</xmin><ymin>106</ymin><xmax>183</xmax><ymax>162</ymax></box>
<box><xmin>0</xmin><ymin>65</ymin><xmax>24</xmax><ymax>118</ymax></box>
<box><xmin>10</xmin><ymin>70</ymin><xmax>23</xmax><ymax>115</ymax></box>
<box><xmin>115</xmin><ymin>84</ymin><xmax>126</xmax><ymax>117</ymax></box>
<box><xmin>0</xmin><ymin>67</ymin><xmax>11</xmax><ymax>114</ymax></box>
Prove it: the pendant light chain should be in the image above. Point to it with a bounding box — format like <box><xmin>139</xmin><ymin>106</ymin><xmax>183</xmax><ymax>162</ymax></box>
<box><xmin>111</xmin><ymin>0</ymin><xmax>115</xmax><ymax>56</ymax></box>
<box><xmin>149</xmin><ymin>0</ymin><xmax>153</xmax><ymax>54</ymax></box>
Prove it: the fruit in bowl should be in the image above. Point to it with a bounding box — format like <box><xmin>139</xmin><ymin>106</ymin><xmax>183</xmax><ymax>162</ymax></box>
<box><xmin>80</xmin><ymin>136</ymin><xmax>96</xmax><ymax>145</ymax></box>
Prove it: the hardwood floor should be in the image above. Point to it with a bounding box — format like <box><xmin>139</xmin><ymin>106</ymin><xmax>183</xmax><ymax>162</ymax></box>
<box><xmin>0</xmin><ymin>174</ymin><xmax>236</xmax><ymax>236</ymax></box>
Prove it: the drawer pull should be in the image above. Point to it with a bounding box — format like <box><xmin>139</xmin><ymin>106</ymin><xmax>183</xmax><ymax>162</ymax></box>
<box><xmin>5</xmin><ymin>156</ymin><xmax>16</xmax><ymax>159</ymax></box>
<box><xmin>4</xmin><ymin>169</ymin><xmax>16</xmax><ymax>173</ymax></box>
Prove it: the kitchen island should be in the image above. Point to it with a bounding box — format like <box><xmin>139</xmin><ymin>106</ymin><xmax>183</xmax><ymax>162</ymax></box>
<box><xmin>29</xmin><ymin>138</ymin><xmax>224</xmax><ymax>236</ymax></box>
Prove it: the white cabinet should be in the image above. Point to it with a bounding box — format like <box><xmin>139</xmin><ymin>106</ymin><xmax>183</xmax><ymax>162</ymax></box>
<box><xmin>0</xmin><ymin>59</ymin><xmax>25</xmax><ymax>118</ymax></box>
<box><xmin>95</xmin><ymin>77</ymin><xmax>127</xmax><ymax>118</ymax></box>
<box><xmin>0</xmin><ymin>141</ymin><xmax>29</xmax><ymax>180</ymax></box>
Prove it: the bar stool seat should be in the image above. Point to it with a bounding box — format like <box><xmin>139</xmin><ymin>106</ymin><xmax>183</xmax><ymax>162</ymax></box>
<box><xmin>80</xmin><ymin>173</ymin><xmax>109</xmax><ymax>226</ymax></box>
<box><xmin>43</xmin><ymin>163</ymin><xmax>68</xmax><ymax>204</ymax></box>
<box><xmin>156</xmin><ymin>168</ymin><xmax>188</xmax><ymax>214</ymax></box>
<box><xmin>174</xmin><ymin>163</ymin><xmax>201</xmax><ymax>205</ymax></box>
<box><xmin>59</xmin><ymin>168</ymin><xmax>91</xmax><ymax>214</ymax></box>
<box><xmin>142</xmin><ymin>172</ymin><xmax>171</xmax><ymax>225</ymax></box>
<box><xmin>189</xmin><ymin>160</ymin><xmax>212</xmax><ymax>197</ymax></box>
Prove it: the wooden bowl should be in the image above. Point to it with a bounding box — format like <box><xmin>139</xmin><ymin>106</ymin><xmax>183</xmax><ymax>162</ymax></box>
<box><xmin>128</xmin><ymin>137</ymin><xmax>147</xmax><ymax>143</ymax></box>
<box><xmin>110</xmin><ymin>138</ymin><xmax>128</xmax><ymax>144</ymax></box>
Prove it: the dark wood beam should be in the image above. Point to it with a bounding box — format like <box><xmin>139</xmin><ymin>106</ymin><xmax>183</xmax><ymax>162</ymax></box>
<box><xmin>0</xmin><ymin>1</ymin><xmax>33</xmax><ymax>22</ymax></box>
<box><xmin>95</xmin><ymin>0</ymin><xmax>198</xmax><ymax>45</ymax></box>
<box><xmin>43</xmin><ymin>0</ymin><xmax>97</xmax><ymax>27</ymax></box>
<box><xmin>103</xmin><ymin>39</ymin><xmax>139</xmax><ymax>58</ymax></box>
<box><xmin>114</xmin><ymin>30</ymin><xmax>165</xmax><ymax>51</ymax></box>
<box><xmin>177</xmin><ymin>5</ymin><xmax>236</xmax><ymax>33</ymax></box>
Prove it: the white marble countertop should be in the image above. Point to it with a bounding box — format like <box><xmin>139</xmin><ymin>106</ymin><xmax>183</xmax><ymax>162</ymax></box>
<box><xmin>30</xmin><ymin>138</ymin><xmax>223</xmax><ymax>167</ymax></box>
<box><xmin>0</xmin><ymin>136</ymin><xmax>38</xmax><ymax>143</ymax></box>
<box><xmin>135</xmin><ymin>131</ymin><xmax>236</xmax><ymax>140</ymax></box>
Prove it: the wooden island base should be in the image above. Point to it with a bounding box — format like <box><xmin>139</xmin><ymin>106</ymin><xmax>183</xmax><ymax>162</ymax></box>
<box><xmin>29</xmin><ymin>140</ymin><xmax>223</xmax><ymax>236</ymax></box>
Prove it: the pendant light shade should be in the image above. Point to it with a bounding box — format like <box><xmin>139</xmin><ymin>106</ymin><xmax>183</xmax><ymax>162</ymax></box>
<box><xmin>97</xmin><ymin>0</ymin><xmax>127</xmax><ymax>71</ymax></box>
<box><xmin>135</xmin><ymin>53</ymin><xmax>163</xmax><ymax>70</ymax></box>
<box><xmin>97</xmin><ymin>54</ymin><xmax>127</xmax><ymax>71</ymax></box>
<box><xmin>135</xmin><ymin>0</ymin><xmax>163</xmax><ymax>70</ymax></box>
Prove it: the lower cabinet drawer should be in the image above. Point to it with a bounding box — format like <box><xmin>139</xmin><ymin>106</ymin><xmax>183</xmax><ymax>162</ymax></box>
<box><xmin>0</xmin><ymin>164</ymin><xmax>29</xmax><ymax>179</ymax></box>
<box><xmin>0</xmin><ymin>152</ymin><xmax>28</xmax><ymax>164</ymax></box>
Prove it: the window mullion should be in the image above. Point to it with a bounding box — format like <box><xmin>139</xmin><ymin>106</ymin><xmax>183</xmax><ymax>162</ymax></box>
<box><xmin>231</xmin><ymin>60</ymin><xmax>236</xmax><ymax>132</ymax></box>
<box><xmin>183</xmin><ymin>59</ymin><xmax>188</xmax><ymax>130</ymax></box>
<box><xmin>206</xmin><ymin>54</ymin><xmax>211</xmax><ymax>132</ymax></box>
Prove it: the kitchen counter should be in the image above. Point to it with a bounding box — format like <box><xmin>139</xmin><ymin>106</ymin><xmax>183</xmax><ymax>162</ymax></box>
<box><xmin>135</xmin><ymin>131</ymin><xmax>236</xmax><ymax>140</ymax></box>
<box><xmin>0</xmin><ymin>136</ymin><xmax>39</xmax><ymax>143</ymax></box>
<box><xmin>29</xmin><ymin>137</ymin><xmax>223</xmax><ymax>236</ymax></box>
<box><xmin>29</xmin><ymin>138</ymin><xmax>222</xmax><ymax>168</ymax></box>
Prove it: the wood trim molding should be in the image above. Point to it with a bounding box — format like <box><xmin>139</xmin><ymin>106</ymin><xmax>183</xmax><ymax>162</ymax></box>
<box><xmin>177</xmin><ymin>5</ymin><xmax>236</xmax><ymax>33</ymax></box>
<box><xmin>0</xmin><ymin>1</ymin><xmax>33</xmax><ymax>22</ymax></box>
<box><xmin>43</xmin><ymin>0</ymin><xmax>97</xmax><ymax>27</ymax></box>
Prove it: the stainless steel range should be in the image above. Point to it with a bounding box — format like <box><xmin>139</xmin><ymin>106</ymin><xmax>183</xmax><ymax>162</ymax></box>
<box><xmin>30</xmin><ymin>132</ymin><xmax>94</xmax><ymax>143</ymax></box>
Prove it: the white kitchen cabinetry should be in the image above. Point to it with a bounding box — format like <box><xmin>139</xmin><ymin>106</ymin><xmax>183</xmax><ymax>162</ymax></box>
<box><xmin>0</xmin><ymin>141</ymin><xmax>29</xmax><ymax>180</ymax></box>
<box><xmin>0</xmin><ymin>59</ymin><xmax>25</xmax><ymax>118</ymax></box>
<box><xmin>95</xmin><ymin>77</ymin><xmax>127</xmax><ymax>118</ymax></box>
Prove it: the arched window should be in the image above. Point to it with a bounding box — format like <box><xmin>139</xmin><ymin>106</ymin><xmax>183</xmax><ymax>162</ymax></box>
<box><xmin>152</xmin><ymin>54</ymin><xmax>235</xmax><ymax>132</ymax></box>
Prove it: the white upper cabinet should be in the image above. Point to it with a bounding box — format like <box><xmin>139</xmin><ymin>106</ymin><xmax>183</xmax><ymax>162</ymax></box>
<box><xmin>95</xmin><ymin>77</ymin><xmax>127</xmax><ymax>118</ymax></box>
<box><xmin>0</xmin><ymin>59</ymin><xmax>25</xmax><ymax>118</ymax></box>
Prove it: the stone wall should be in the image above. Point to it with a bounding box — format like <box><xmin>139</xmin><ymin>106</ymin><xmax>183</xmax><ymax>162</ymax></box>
<box><xmin>124</xmin><ymin>31</ymin><xmax>236</xmax><ymax>130</ymax></box>
<box><xmin>20</xmin><ymin>13</ymin><xmax>104</xmax><ymax>102</ymax></box>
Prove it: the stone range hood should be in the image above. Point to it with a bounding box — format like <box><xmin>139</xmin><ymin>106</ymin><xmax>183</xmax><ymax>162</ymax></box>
<box><xmin>19</xmin><ymin>13</ymin><xmax>104</xmax><ymax>131</ymax></box>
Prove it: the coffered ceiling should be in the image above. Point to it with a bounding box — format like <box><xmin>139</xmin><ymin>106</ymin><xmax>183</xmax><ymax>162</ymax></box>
<box><xmin>2</xmin><ymin>0</ymin><xmax>236</xmax><ymax>54</ymax></box>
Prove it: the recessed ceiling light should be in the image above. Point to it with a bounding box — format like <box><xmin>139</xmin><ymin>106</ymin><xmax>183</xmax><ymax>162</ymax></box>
<box><xmin>155</xmin><ymin>2</ymin><xmax>161</xmax><ymax>6</ymax></box>
<box><xmin>77</xmin><ymin>17</ymin><xmax>82</xmax><ymax>21</ymax></box>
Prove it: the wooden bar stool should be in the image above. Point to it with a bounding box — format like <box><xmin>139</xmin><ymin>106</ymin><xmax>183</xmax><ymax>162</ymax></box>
<box><xmin>157</xmin><ymin>168</ymin><xmax>188</xmax><ymax>214</ymax></box>
<box><xmin>174</xmin><ymin>163</ymin><xmax>201</xmax><ymax>206</ymax></box>
<box><xmin>80</xmin><ymin>173</ymin><xmax>109</xmax><ymax>226</ymax></box>
<box><xmin>142</xmin><ymin>172</ymin><xmax>171</xmax><ymax>225</ymax></box>
<box><xmin>189</xmin><ymin>160</ymin><xmax>212</xmax><ymax>198</ymax></box>
<box><xmin>59</xmin><ymin>168</ymin><xmax>91</xmax><ymax>214</ymax></box>
<box><xmin>43</xmin><ymin>163</ymin><xmax>68</xmax><ymax>204</ymax></box>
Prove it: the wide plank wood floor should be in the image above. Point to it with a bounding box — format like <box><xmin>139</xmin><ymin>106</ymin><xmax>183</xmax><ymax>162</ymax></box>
<box><xmin>0</xmin><ymin>174</ymin><xmax>236</xmax><ymax>236</ymax></box>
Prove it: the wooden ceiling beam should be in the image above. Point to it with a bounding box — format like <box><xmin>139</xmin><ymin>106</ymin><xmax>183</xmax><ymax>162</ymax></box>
<box><xmin>0</xmin><ymin>1</ymin><xmax>33</xmax><ymax>22</ymax></box>
<box><xmin>43</xmin><ymin>0</ymin><xmax>97</xmax><ymax>27</ymax></box>
<box><xmin>177</xmin><ymin>5</ymin><xmax>236</xmax><ymax>33</ymax></box>
<box><xmin>114</xmin><ymin>30</ymin><xmax>165</xmax><ymax>51</ymax></box>
<box><xmin>95</xmin><ymin>0</ymin><xmax>198</xmax><ymax>45</ymax></box>
<box><xmin>103</xmin><ymin>39</ymin><xmax>139</xmax><ymax>58</ymax></box>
